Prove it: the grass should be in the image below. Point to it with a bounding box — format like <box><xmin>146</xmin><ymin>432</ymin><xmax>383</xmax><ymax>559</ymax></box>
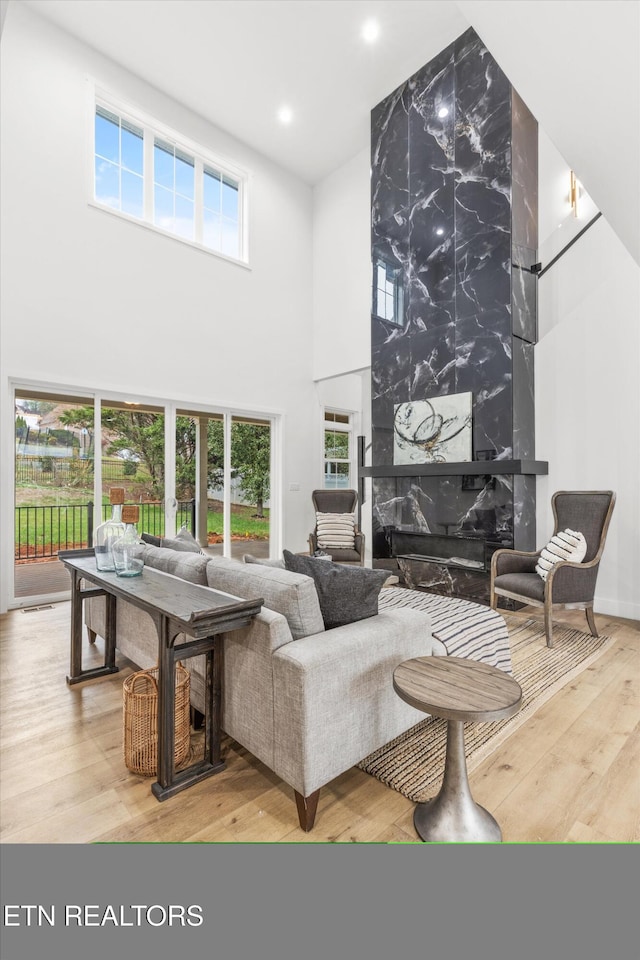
<box><xmin>14</xmin><ymin>487</ymin><xmax>269</xmax><ymax>556</ymax></box>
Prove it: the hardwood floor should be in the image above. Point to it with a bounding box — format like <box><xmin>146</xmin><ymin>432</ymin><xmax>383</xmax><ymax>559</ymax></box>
<box><xmin>1</xmin><ymin>600</ymin><xmax>638</xmax><ymax>843</ymax></box>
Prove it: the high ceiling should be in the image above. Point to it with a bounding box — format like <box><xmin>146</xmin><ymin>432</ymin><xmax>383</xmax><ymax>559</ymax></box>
<box><xmin>20</xmin><ymin>0</ymin><xmax>469</xmax><ymax>184</ymax></box>
<box><xmin>10</xmin><ymin>1</ymin><xmax>640</xmax><ymax>263</ymax></box>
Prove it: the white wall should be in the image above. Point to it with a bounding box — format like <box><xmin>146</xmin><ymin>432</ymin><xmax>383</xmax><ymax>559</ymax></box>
<box><xmin>536</xmin><ymin>136</ymin><xmax>640</xmax><ymax>621</ymax></box>
<box><xmin>312</xmin><ymin>147</ymin><xmax>371</xmax><ymax>381</ymax></box>
<box><xmin>0</xmin><ymin>3</ymin><xmax>316</xmax><ymax>609</ymax></box>
<box><xmin>458</xmin><ymin>0</ymin><xmax>640</xmax><ymax>266</ymax></box>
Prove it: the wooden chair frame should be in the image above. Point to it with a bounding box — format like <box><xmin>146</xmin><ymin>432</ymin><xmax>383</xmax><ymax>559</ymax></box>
<box><xmin>490</xmin><ymin>490</ymin><xmax>616</xmax><ymax>647</ymax></box>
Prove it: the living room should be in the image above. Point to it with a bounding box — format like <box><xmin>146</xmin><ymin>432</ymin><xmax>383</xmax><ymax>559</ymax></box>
<box><xmin>0</xmin><ymin>0</ymin><xmax>638</xmax><ymax>857</ymax></box>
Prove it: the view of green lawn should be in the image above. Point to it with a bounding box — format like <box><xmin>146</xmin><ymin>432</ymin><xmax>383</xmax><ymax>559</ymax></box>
<box><xmin>15</xmin><ymin>415</ymin><xmax>271</xmax><ymax>556</ymax></box>
<box><xmin>14</xmin><ymin>485</ymin><xmax>269</xmax><ymax>557</ymax></box>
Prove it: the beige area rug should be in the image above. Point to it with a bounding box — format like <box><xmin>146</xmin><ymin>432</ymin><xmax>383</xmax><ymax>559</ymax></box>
<box><xmin>357</xmin><ymin>618</ymin><xmax>614</xmax><ymax>803</ymax></box>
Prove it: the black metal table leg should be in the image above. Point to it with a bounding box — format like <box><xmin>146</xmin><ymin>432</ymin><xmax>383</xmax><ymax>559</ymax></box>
<box><xmin>152</xmin><ymin>628</ymin><xmax>225</xmax><ymax>802</ymax></box>
<box><xmin>66</xmin><ymin>571</ymin><xmax>119</xmax><ymax>685</ymax></box>
<box><xmin>154</xmin><ymin>614</ymin><xmax>175</xmax><ymax>794</ymax></box>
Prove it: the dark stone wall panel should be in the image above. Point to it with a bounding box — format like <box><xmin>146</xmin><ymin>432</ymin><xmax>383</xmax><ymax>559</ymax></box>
<box><xmin>372</xmin><ymin>84</ymin><xmax>410</xmax><ymax>234</ymax></box>
<box><xmin>512</xmin><ymin>90</ymin><xmax>538</xmax><ymax>251</ymax></box>
<box><xmin>512</xmin><ymin>243</ymin><xmax>538</xmax><ymax>343</ymax></box>
<box><xmin>407</xmin><ymin>47</ymin><xmax>456</xmax><ymax>327</ymax></box>
<box><xmin>408</xmin><ymin>326</ymin><xmax>457</xmax><ymax>400</ymax></box>
<box><xmin>454</xmin><ymin>31</ymin><xmax>511</xmax><ymax>197</ymax></box>
<box><xmin>370</xmin><ymin>28</ymin><xmax>538</xmax><ymax>582</ymax></box>
<box><xmin>513</xmin><ymin>475</ymin><xmax>536</xmax><ymax>551</ymax></box>
<box><xmin>512</xmin><ymin>338</ymin><xmax>535</xmax><ymax>460</ymax></box>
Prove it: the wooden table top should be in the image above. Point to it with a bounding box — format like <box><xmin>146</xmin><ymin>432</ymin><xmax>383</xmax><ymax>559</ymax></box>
<box><xmin>393</xmin><ymin>656</ymin><xmax>522</xmax><ymax>723</ymax></box>
<box><xmin>59</xmin><ymin>551</ymin><xmax>263</xmax><ymax>639</ymax></box>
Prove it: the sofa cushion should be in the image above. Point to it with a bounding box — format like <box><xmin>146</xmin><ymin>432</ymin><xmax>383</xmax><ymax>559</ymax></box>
<box><xmin>142</xmin><ymin>544</ymin><xmax>209</xmax><ymax>584</ymax></box>
<box><xmin>282</xmin><ymin>550</ymin><xmax>388</xmax><ymax>630</ymax></box>
<box><xmin>206</xmin><ymin>557</ymin><xmax>324</xmax><ymax>640</ymax></box>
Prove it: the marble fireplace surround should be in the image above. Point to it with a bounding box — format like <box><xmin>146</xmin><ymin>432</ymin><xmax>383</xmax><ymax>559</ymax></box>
<box><xmin>368</xmin><ymin>27</ymin><xmax>547</xmax><ymax>602</ymax></box>
<box><xmin>359</xmin><ymin>454</ymin><xmax>548</xmax><ymax>602</ymax></box>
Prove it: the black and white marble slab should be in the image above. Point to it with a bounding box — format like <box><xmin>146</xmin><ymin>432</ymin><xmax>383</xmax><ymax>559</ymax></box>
<box><xmin>370</xmin><ymin>27</ymin><xmax>538</xmax><ymax>566</ymax></box>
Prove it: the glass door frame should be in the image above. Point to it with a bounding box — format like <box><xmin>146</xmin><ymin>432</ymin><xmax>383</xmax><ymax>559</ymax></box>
<box><xmin>4</xmin><ymin>378</ymin><xmax>282</xmax><ymax>610</ymax></box>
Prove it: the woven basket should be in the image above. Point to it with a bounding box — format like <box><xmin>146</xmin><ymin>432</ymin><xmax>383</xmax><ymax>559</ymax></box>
<box><xmin>123</xmin><ymin>663</ymin><xmax>191</xmax><ymax>776</ymax></box>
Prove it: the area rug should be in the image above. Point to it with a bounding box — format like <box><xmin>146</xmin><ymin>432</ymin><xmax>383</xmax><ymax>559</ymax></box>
<box><xmin>357</xmin><ymin>617</ymin><xmax>614</xmax><ymax>803</ymax></box>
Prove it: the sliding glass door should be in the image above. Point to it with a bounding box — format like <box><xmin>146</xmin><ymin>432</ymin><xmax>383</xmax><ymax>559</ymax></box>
<box><xmin>14</xmin><ymin>390</ymin><xmax>95</xmax><ymax>600</ymax></box>
<box><xmin>99</xmin><ymin>401</ymin><xmax>166</xmax><ymax>538</ymax></box>
<box><xmin>230</xmin><ymin>416</ymin><xmax>270</xmax><ymax>560</ymax></box>
<box><xmin>10</xmin><ymin>384</ymin><xmax>277</xmax><ymax>606</ymax></box>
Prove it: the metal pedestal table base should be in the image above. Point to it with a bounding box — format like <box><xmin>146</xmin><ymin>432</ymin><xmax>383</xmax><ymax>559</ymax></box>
<box><xmin>413</xmin><ymin>719</ymin><xmax>501</xmax><ymax>843</ymax></box>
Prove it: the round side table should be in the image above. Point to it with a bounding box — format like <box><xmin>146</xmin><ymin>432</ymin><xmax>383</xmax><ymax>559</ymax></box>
<box><xmin>393</xmin><ymin>656</ymin><xmax>522</xmax><ymax>843</ymax></box>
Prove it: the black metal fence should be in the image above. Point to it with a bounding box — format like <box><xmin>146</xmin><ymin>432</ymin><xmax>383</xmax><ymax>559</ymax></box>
<box><xmin>15</xmin><ymin>500</ymin><xmax>196</xmax><ymax>560</ymax></box>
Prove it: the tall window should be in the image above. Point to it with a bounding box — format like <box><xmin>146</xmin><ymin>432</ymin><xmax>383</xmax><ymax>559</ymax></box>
<box><xmin>93</xmin><ymin>97</ymin><xmax>246</xmax><ymax>262</ymax></box>
<box><xmin>373</xmin><ymin>257</ymin><xmax>403</xmax><ymax>324</ymax></box>
<box><xmin>324</xmin><ymin>411</ymin><xmax>352</xmax><ymax>489</ymax></box>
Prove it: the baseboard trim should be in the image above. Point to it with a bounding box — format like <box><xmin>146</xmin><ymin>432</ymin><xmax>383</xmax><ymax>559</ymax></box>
<box><xmin>594</xmin><ymin>596</ymin><xmax>640</xmax><ymax>624</ymax></box>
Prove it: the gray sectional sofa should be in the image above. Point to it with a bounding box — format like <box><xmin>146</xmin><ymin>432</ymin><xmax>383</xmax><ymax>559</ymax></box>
<box><xmin>84</xmin><ymin>543</ymin><xmax>444</xmax><ymax>831</ymax></box>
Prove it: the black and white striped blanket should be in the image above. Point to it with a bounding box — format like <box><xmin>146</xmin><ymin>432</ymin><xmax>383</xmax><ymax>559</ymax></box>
<box><xmin>379</xmin><ymin>588</ymin><xmax>513</xmax><ymax>674</ymax></box>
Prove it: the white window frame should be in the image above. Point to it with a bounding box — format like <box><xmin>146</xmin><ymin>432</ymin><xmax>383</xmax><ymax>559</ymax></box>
<box><xmin>322</xmin><ymin>409</ymin><xmax>354</xmax><ymax>490</ymax></box>
<box><xmin>4</xmin><ymin>378</ymin><xmax>282</xmax><ymax>611</ymax></box>
<box><xmin>88</xmin><ymin>84</ymin><xmax>250</xmax><ymax>267</ymax></box>
<box><xmin>373</xmin><ymin>256</ymin><xmax>404</xmax><ymax>325</ymax></box>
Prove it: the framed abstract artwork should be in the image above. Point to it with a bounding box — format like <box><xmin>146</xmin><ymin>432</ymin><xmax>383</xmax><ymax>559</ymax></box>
<box><xmin>393</xmin><ymin>392</ymin><xmax>473</xmax><ymax>464</ymax></box>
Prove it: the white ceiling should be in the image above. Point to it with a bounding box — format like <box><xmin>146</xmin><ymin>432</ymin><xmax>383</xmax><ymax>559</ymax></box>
<box><xmin>12</xmin><ymin>1</ymin><xmax>640</xmax><ymax>263</ymax></box>
<box><xmin>19</xmin><ymin>0</ymin><xmax>469</xmax><ymax>184</ymax></box>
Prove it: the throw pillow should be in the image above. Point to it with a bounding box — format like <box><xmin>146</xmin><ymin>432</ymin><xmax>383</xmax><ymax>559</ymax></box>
<box><xmin>159</xmin><ymin>527</ymin><xmax>204</xmax><ymax>554</ymax></box>
<box><xmin>141</xmin><ymin>532</ymin><xmax>162</xmax><ymax>547</ymax></box>
<box><xmin>142</xmin><ymin>544</ymin><xmax>209</xmax><ymax>585</ymax></box>
<box><xmin>243</xmin><ymin>554</ymin><xmax>286</xmax><ymax>568</ymax></box>
<box><xmin>206</xmin><ymin>556</ymin><xmax>324</xmax><ymax>639</ymax></box>
<box><xmin>535</xmin><ymin>529</ymin><xmax>587</xmax><ymax>581</ymax></box>
<box><xmin>315</xmin><ymin>512</ymin><xmax>356</xmax><ymax>550</ymax></box>
<box><xmin>283</xmin><ymin>550</ymin><xmax>388</xmax><ymax>630</ymax></box>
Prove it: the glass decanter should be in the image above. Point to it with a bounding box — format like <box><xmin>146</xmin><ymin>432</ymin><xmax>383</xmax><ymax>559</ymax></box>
<box><xmin>112</xmin><ymin>505</ymin><xmax>144</xmax><ymax>577</ymax></box>
<box><xmin>94</xmin><ymin>487</ymin><xmax>125</xmax><ymax>571</ymax></box>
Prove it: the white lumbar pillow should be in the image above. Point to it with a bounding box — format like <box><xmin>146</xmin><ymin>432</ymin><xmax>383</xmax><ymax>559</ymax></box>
<box><xmin>535</xmin><ymin>529</ymin><xmax>587</xmax><ymax>581</ymax></box>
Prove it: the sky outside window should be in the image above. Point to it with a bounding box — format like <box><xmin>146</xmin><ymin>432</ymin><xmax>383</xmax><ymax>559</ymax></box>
<box><xmin>95</xmin><ymin>107</ymin><xmax>143</xmax><ymax>217</ymax></box>
<box><xmin>93</xmin><ymin>100</ymin><xmax>245</xmax><ymax>262</ymax></box>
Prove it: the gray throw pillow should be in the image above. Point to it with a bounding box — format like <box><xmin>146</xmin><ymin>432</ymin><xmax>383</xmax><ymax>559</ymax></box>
<box><xmin>141</xmin><ymin>532</ymin><xmax>163</xmax><ymax>547</ymax></box>
<box><xmin>282</xmin><ymin>550</ymin><xmax>388</xmax><ymax>630</ymax></box>
<box><xmin>159</xmin><ymin>527</ymin><xmax>204</xmax><ymax>554</ymax></box>
<box><xmin>142</xmin><ymin>545</ymin><xmax>209</xmax><ymax>584</ymax></box>
<box><xmin>243</xmin><ymin>553</ymin><xmax>286</xmax><ymax>568</ymax></box>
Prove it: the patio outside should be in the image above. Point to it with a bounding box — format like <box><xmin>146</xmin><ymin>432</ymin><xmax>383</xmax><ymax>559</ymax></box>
<box><xmin>14</xmin><ymin>397</ymin><xmax>270</xmax><ymax>599</ymax></box>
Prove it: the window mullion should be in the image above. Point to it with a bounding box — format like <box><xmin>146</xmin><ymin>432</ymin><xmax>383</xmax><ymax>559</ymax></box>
<box><xmin>143</xmin><ymin>124</ymin><xmax>154</xmax><ymax>221</ymax></box>
<box><xmin>194</xmin><ymin>159</ymin><xmax>204</xmax><ymax>244</ymax></box>
<box><xmin>93</xmin><ymin>94</ymin><xmax>246</xmax><ymax>263</ymax></box>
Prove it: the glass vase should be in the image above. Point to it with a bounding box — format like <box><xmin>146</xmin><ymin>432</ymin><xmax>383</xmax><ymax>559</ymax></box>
<box><xmin>94</xmin><ymin>487</ymin><xmax>126</xmax><ymax>571</ymax></box>
<box><xmin>112</xmin><ymin>504</ymin><xmax>144</xmax><ymax>577</ymax></box>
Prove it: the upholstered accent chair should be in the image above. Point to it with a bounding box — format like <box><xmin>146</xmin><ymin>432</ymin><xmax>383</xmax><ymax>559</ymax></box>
<box><xmin>490</xmin><ymin>490</ymin><xmax>616</xmax><ymax>648</ymax></box>
<box><xmin>308</xmin><ymin>489</ymin><xmax>365</xmax><ymax>566</ymax></box>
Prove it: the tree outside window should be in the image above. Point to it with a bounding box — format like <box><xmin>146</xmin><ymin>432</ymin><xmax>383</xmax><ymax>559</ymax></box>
<box><xmin>324</xmin><ymin>412</ymin><xmax>351</xmax><ymax>489</ymax></box>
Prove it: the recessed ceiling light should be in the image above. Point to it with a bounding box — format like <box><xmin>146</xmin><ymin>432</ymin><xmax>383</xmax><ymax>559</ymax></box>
<box><xmin>362</xmin><ymin>20</ymin><xmax>380</xmax><ymax>43</ymax></box>
<box><xmin>436</xmin><ymin>228</ymin><xmax>444</xmax><ymax>236</ymax></box>
<box><xmin>438</xmin><ymin>107</ymin><xmax>449</xmax><ymax>119</ymax></box>
<box><xmin>278</xmin><ymin>106</ymin><xmax>293</xmax><ymax>125</ymax></box>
